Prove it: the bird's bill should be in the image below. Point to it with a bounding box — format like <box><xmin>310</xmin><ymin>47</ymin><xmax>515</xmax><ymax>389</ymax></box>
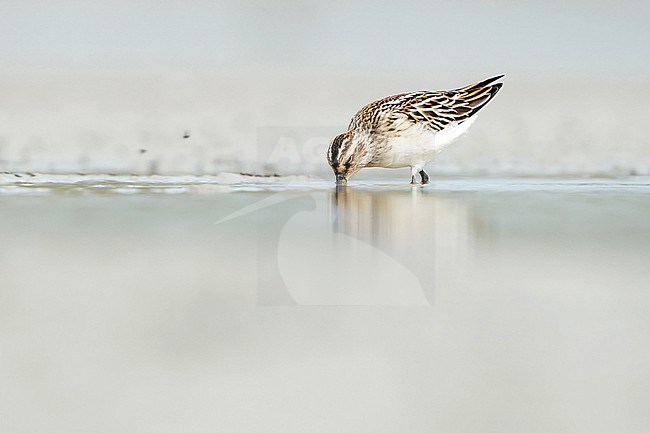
<box><xmin>335</xmin><ymin>174</ymin><xmax>348</xmax><ymax>185</ymax></box>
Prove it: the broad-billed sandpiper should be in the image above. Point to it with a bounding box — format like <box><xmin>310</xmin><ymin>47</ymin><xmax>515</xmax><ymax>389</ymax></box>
<box><xmin>327</xmin><ymin>75</ymin><xmax>504</xmax><ymax>184</ymax></box>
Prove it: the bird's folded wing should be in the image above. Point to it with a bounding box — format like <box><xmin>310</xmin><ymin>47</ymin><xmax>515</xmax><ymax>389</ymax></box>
<box><xmin>389</xmin><ymin>83</ymin><xmax>501</xmax><ymax>132</ymax></box>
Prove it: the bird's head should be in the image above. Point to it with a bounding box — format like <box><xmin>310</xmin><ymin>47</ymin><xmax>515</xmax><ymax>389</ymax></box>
<box><xmin>327</xmin><ymin>131</ymin><xmax>366</xmax><ymax>184</ymax></box>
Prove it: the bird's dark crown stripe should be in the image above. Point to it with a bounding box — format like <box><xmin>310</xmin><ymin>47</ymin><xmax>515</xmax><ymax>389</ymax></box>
<box><xmin>330</xmin><ymin>135</ymin><xmax>345</xmax><ymax>167</ymax></box>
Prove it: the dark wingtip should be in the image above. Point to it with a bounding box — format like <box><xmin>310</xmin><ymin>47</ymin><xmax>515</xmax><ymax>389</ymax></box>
<box><xmin>454</xmin><ymin>74</ymin><xmax>505</xmax><ymax>93</ymax></box>
<box><xmin>464</xmin><ymin>78</ymin><xmax>504</xmax><ymax>118</ymax></box>
<box><xmin>476</xmin><ymin>74</ymin><xmax>505</xmax><ymax>88</ymax></box>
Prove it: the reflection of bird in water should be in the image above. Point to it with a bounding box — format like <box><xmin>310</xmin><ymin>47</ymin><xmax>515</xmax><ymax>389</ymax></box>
<box><xmin>332</xmin><ymin>186</ymin><xmax>473</xmax><ymax>303</ymax></box>
<box><xmin>333</xmin><ymin>186</ymin><xmax>440</xmax><ymax>254</ymax></box>
<box><xmin>332</xmin><ymin>185</ymin><xmax>428</xmax><ymax>253</ymax></box>
<box><xmin>327</xmin><ymin>75</ymin><xmax>504</xmax><ymax>185</ymax></box>
<box><xmin>215</xmin><ymin>185</ymin><xmax>475</xmax><ymax>305</ymax></box>
<box><xmin>217</xmin><ymin>188</ymin><xmax>469</xmax><ymax>305</ymax></box>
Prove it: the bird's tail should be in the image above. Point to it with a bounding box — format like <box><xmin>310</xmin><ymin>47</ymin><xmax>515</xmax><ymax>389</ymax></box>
<box><xmin>454</xmin><ymin>74</ymin><xmax>504</xmax><ymax>118</ymax></box>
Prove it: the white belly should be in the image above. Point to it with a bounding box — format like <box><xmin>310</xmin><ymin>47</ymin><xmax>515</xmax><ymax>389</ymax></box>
<box><xmin>373</xmin><ymin>116</ymin><xmax>477</xmax><ymax>168</ymax></box>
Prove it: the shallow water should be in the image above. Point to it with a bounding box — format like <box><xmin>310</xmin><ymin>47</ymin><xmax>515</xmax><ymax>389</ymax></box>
<box><xmin>1</xmin><ymin>175</ymin><xmax>650</xmax><ymax>432</ymax></box>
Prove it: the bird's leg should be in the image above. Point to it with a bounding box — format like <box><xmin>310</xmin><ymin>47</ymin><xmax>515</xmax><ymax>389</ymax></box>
<box><xmin>419</xmin><ymin>170</ymin><xmax>430</xmax><ymax>185</ymax></box>
<box><xmin>410</xmin><ymin>167</ymin><xmax>418</xmax><ymax>185</ymax></box>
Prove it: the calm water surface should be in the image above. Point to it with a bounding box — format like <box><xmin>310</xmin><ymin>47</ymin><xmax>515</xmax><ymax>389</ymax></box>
<box><xmin>1</xmin><ymin>177</ymin><xmax>650</xmax><ymax>432</ymax></box>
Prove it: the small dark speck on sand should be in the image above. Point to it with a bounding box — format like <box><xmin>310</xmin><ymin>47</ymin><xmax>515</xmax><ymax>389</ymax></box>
<box><xmin>139</xmin><ymin>149</ymin><xmax>147</xmax><ymax>154</ymax></box>
<box><xmin>239</xmin><ymin>172</ymin><xmax>281</xmax><ymax>178</ymax></box>
<box><xmin>183</xmin><ymin>131</ymin><xmax>191</xmax><ymax>139</ymax></box>
<box><xmin>14</xmin><ymin>173</ymin><xmax>22</xmax><ymax>178</ymax></box>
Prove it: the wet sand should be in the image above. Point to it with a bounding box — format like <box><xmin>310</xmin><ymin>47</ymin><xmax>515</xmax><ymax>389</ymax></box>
<box><xmin>1</xmin><ymin>175</ymin><xmax>650</xmax><ymax>432</ymax></box>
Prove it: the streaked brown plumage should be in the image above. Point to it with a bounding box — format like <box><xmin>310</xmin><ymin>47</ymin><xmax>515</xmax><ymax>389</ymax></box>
<box><xmin>327</xmin><ymin>75</ymin><xmax>504</xmax><ymax>184</ymax></box>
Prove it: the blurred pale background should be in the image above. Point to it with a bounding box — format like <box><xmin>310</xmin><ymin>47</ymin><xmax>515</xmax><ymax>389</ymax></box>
<box><xmin>2</xmin><ymin>0</ymin><xmax>650</xmax><ymax>175</ymax></box>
